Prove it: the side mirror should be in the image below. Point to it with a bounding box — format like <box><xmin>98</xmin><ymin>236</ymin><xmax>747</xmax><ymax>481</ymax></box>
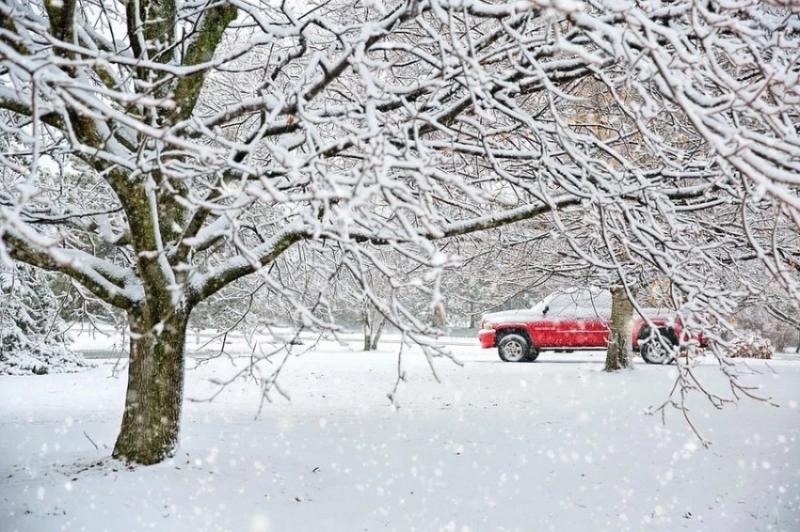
<box><xmin>542</xmin><ymin>305</ymin><xmax>549</xmax><ymax>316</ymax></box>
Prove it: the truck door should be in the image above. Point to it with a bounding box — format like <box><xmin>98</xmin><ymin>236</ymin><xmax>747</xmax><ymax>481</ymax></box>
<box><xmin>577</xmin><ymin>297</ymin><xmax>611</xmax><ymax>347</ymax></box>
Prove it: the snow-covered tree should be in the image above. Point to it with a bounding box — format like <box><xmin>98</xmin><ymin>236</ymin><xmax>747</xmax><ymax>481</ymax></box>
<box><xmin>1</xmin><ymin>0</ymin><xmax>798</xmax><ymax>463</ymax></box>
<box><xmin>0</xmin><ymin>264</ymin><xmax>86</xmax><ymax>374</ymax></box>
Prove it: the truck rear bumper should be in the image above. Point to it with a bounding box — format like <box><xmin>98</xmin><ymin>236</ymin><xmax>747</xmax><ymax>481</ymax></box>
<box><xmin>478</xmin><ymin>329</ymin><xmax>496</xmax><ymax>348</ymax></box>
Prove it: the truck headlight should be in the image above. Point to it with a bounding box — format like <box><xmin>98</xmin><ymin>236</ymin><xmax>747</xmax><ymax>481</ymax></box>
<box><xmin>482</xmin><ymin>321</ymin><xmax>495</xmax><ymax>330</ymax></box>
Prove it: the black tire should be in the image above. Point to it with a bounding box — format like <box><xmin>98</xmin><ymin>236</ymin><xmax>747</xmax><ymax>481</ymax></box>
<box><xmin>498</xmin><ymin>333</ymin><xmax>532</xmax><ymax>362</ymax></box>
<box><xmin>638</xmin><ymin>326</ymin><xmax>678</xmax><ymax>364</ymax></box>
<box><xmin>525</xmin><ymin>348</ymin><xmax>541</xmax><ymax>362</ymax></box>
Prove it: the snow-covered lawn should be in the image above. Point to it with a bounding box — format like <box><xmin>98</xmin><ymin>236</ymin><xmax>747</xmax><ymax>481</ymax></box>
<box><xmin>2</xmin><ymin>344</ymin><xmax>799</xmax><ymax>532</ymax></box>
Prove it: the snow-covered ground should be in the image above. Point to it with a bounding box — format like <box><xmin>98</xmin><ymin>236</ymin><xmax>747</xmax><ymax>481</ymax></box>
<box><xmin>2</xmin><ymin>340</ymin><xmax>799</xmax><ymax>532</ymax></box>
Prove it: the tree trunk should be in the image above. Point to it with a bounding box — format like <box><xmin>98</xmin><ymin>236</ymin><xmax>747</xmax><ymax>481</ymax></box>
<box><xmin>370</xmin><ymin>315</ymin><xmax>385</xmax><ymax>350</ymax></box>
<box><xmin>433</xmin><ymin>302</ymin><xmax>446</xmax><ymax>328</ymax></box>
<box><xmin>604</xmin><ymin>286</ymin><xmax>638</xmax><ymax>371</ymax></box>
<box><xmin>363</xmin><ymin>303</ymin><xmax>372</xmax><ymax>351</ymax></box>
<box><xmin>363</xmin><ymin>326</ymin><xmax>372</xmax><ymax>351</ymax></box>
<box><xmin>468</xmin><ymin>301</ymin><xmax>477</xmax><ymax>329</ymax></box>
<box><xmin>113</xmin><ymin>312</ymin><xmax>188</xmax><ymax>465</ymax></box>
<box><xmin>363</xmin><ymin>303</ymin><xmax>385</xmax><ymax>351</ymax></box>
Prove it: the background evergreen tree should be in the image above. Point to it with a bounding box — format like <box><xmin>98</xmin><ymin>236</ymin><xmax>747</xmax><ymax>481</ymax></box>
<box><xmin>0</xmin><ymin>264</ymin><xmax>88</xmax><ymax>375</ymax></box>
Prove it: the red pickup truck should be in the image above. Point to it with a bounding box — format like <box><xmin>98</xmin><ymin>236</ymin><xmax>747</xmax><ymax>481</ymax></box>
<box><xmin>478</xmin><ymin>288</ymin><xmax>692</xmax><ymax>364</ymax></box>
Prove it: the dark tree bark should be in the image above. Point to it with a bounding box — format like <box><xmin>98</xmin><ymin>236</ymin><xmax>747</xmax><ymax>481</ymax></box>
<box><xmin>605</xmin><ymin>286</ymin><xmax>638</xmax><ymax>371</ymax></box>
<box><xmin>469</xmin><ymin>301</ymin><xmax>477</xmax><ymax>329</ymax></box>
<box><xmin>362</xmin><ymin>302</ymin><xmax>385</xmax><ymax>351</ymax></box>
<box><xmin>112</xmin><ymin>310</ymin><xmax>189</xmax><ymax>465</ymax></box>
<box><xmin>370</xmin><ymin>317</ymin><xmax>385</xmax><ymax>350</ymax></box>
<box><xmin>363</xmin><ymin>313</ymin><xmax>372</xmax><ymax>352</ymax></box>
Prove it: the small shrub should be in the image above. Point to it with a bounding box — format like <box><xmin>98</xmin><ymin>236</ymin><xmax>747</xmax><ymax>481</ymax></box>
<box><xmin>729</xmin><ymin>336</ymin><xmax>773</xmax><ymax>359</ymax></box>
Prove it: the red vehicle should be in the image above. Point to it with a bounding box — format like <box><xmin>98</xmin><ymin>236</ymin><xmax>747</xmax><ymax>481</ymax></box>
<box><xmin>478</xmin><ymin>288</ymin><xmax>693</xmax><ymax>364</ymax></box>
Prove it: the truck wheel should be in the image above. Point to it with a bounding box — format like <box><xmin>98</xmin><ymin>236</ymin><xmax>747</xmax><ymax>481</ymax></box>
<box><xmin>498</xmin><ymin>334</ymin><xmax>531</xmax><ymax>362</ymax></box>
<box><xmin>639</xmin><ymin>327</ymin><xmax>678</xmax><ymax>364</ymax></box>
